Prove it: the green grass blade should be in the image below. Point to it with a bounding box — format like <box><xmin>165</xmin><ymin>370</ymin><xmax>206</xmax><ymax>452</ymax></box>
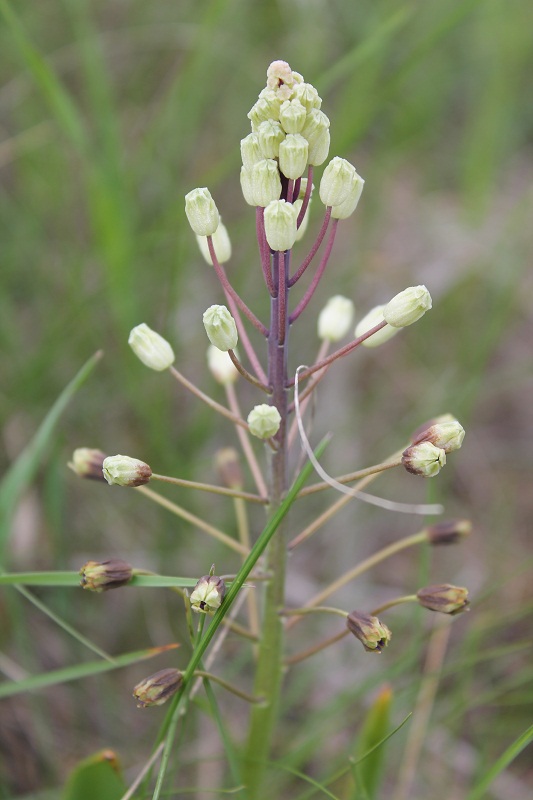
<box><xmin>466</xmin><ymin>723</ymin><xmax>533</xmax><ymax>800</ymax></box>
<box><xmin>0</xmin><ymin>572</ymin><xmax>199</xmax><ymax>588</ymax></box>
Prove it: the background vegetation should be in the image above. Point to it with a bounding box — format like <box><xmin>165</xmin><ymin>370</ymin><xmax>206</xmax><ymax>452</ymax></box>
<box><xmin>1</xmin><ymin>0</ymin><xmax>532</xmax><ymax>797</ymax></box>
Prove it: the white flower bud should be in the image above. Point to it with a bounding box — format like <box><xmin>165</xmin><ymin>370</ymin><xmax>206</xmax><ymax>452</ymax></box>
<box><xmin>412</xmin><ymin>420</ymin><xmax>465</xmax><ymax>453</ymax></box>
<box><xmin>256</xmin><ymin>120</ymin><xmax>285</xmax><ymax>159</ymax></box>
<box><xmin>266</xmin><ymin>60</ymin><xmax>295</xmax><ymax>92</ymax></box>
<box><xmin>263</xmin><ymin>200</ymin><xmax>298</xmax><ymax>251</ymax></box>
<box><xmin>128</xmin><ymin>323</ymin><xmax>175</xmax><ymax>371</ymax></box>
<box><xmin>402</xmin><ymin>442</ymin><xmax>446</xmax><ymax>478</ymax></box>
<box><xmin>250</xmin><ymin>159</ymin><xmax>282</xmax><ymax>207</ymax></box>
<box><xmin>207</xmin><ymin>345</ymin><xmax>239</xmax><ymax>385</ymax></box>
<box><xmin>203</xmin><ymin>305</ymin><xmax>238</xmax><ymax>351</ymax></box>
<box><xmin>240</xmin><ymin>166</ymin><xmax>255</xmax><ymax>206</ymax></box>
<box><xmin>279</xmin><ymin>99</ymin><xmax>307</xmax><ymax>133</ymax></box>
<box><xmin>355</xmin><ymin>305</ymin><xmax>399</xmax><ymax>348</ymax></box>
<box><xmin>292</xmin><ymin>82</ymin><xmax>322</xmax><ymax>111</ymax></box>
<box><xmin>196</xmin><ymin>222</ymin><xmax>231</xmax><ymax>265</ymax></box>
<box><xmin>103</xmin><ymin>455</ymin><xmax>152</xmax><ymax>487</ymax></box>
<box><xmin>318</xmin><ymin>296</ymin><xmax>354</xmax><ymax>342</ymax></box>
<box><xmin>248</xmin><ymin>92</ymin><xmax>281</xmax><ymax>129</ymax></box>
<box><xmin>240</xmin><ymin>133</ymin><xmax>263</xmax><ymax>168</ymax></box>
<box><xmin>301</xmin><ymin>109</ymin><xmax>330</xmax><ymax>165</ymax></box>
<box><xmin>279</xmin><ymin>134</ymin><xmax>309</xmax><ymax>179</ymax></box>
<box><xmin>247</xmin><ymin>404</ymin><xmax>281</xmax><ymax>439</ymax></box>
<box><xmin>319</xmin><ymin>157</ymin><xmax>357</xmax><ymax>207</ymax></box>
<box><xmin>331</xmin><ymin>172</ymin><xmax>365</xmax><ymax>220</ymax></box>
<box><xmin>293</xmin><ymin>199</ymin><xmax>310</xmax><ymax>242</ymax></box>
<box><xmin>184</xmin><ymin>188</ymin><xmax>220</xmax><ymax>236</ymax></box>
<box><xmin>383</xmin><ymin>285</ymin><xmax>432</xmax><ymax>328</ymax></box>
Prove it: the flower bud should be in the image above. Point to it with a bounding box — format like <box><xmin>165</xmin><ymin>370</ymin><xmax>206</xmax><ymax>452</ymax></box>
<box><xmin>401</xmin><ymin>442</ymin><xmax>446</xmax><ymax>478</ymax></box>
<box><xmin>103</xmin><ymin>455</ymin><xmax>152</xmax><ymax>486</ymax></box>
<box><xmin>247</xmin><ymin>404</ymin><xmax>281</xmax><ymax>439</ymax></box>
<box><xmin>133</xmin><ymin>668</ymin><xmax>183</xmax><ymax>708</ymax></box>
<box><xmin>416</xmin><ymin>584</ymin><xmax>470</xmax><ymax>615</ymax></box>
<box><xmin>301</xmin><ymin>109</ymin><xmax>330</xmax><ymax>165</ymax></box>
<box><xmin>426</xmin><ymin>519</ymin><xmax>472</xmax><ymax>545</ymax></box>
<box><xmin>215</xmin><ymin>447</ymin><xmax>243</xmax><ymax>490</ymax></box>
<box><xmin>355</xmin><ymin>305</ymin><xmax>399</xmax><ymax>348</ymax></box>
<box><xmin>319</xmin><ymin>157</ymin><xmax>357</xmax><ymax>207</ymax></box>
<box><xmin>240</xmin><ymin>166</ymin><xmax>255</xmax><ymax>206</ymax></box>
<box><xmin>184</xmin><ymin>188</ymin><xmax>220</xmax><ymax>236</ymax></box>
<box><xmin>256</xmin><ymin>120</ymin><xmax>285</xmax><ymax>159</ymax></box>
<box><xmin>250</xmin><ymin>159</ymin><xmax>282</xmax><ymax>207</ymax></box>
<box><xmin>412</xmin><ymin>420</ymin><xmax>465</xmax><ymax>453</ymax></box>
<box><xmin>207</xmin><ymin>345</ymin><xmax>239</xmax><ymax>385</ymax></box>
<box><xmin>318</xmin><ymin>295</ymin><xmax>354</xmax><ymax>342</ymax></box>
<box><xmin>346</xmin><ymin>611</ymin><xmax>391</xmax><ymax>653</ymax></box>
<box><xmin>266</xmin><ymin>60</ymin><xmax>296</xmax><ymax>100</ymax></box>
<box><xmin>263</xmin><ymin>199</ymin><xmax>298</xmax><ymax>251</ymax></box>
<box><xmin>292</xmin><ymin>82</ymin><xmax>322</xmax><ymax>111</ymax></box>
<box><xmin>203</xmin><ymin>305</ymin><xmax>238</xmax><ymax>352</ymax></box>
<box><xmin>293</xmin><ymin>199</ymin><xmax>310</xmax><ymax>242</ymax></box>
<box><xmin>247</xmin><ymin>95</ymin><xmax>281</xmax><ymax>129</ymax></box>
<box><xmin>331</xmin><ymin>171</ymin><xmax>365</xmax><ymax>220</ymax></box>
<box><xmin>190</xmin><ymin>574</ymin><xmax>226</xmax><ymax>614</ymax></box>
<box><xmin>279</xmin><ymin>99</ymin><xmax>307</xmax><ymax>134</ymax></box>
<box><xmin>240</xmin><ymin>132</ymin><xmax>263</xmax><ymax>169</ymax></box>
<box><xmin>69</xmin><ymin>448</ymin><xmax>107</xmax><ymax>481</ymax></box>
<box><xmin>411</xmin><ymin>413</ymin><xmax>456</xmax><ymax>441</ymax></box>
<box><xmin>279</xmin><ymin>134</ymin><xmax>309</xmax><ymax>179</ymax></box>
<box><xmin>383</xmin><ymin>285</ymin><xmax>432</xmax><ymax>328</ymax></box>
<box><xmin>79</xmin><ymin>559</ymin><xmax>133</xmax><ymax>592</ymax></box>
<box><xmin>196</xmin><ymin>222</ymin><xmax>231</xmax><ymax>265</ymax></box>
<box><xmin>128</xmin><ymin>323</ymin><xmax>175</xmax><ymax>371</ymax></box>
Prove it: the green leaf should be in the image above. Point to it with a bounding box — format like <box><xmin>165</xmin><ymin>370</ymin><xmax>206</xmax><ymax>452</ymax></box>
<box><xmin>350</xmin><ymin>685</ymin><xmax>393</xmax><ymax>799</ymax></box>
<box><xmin>62</xmin><ymin>750</ymin><xmax>127</xmax><ymax>800</ymax></box>
<box><xmin>466</xmin><ymin>722</ymin><xmax>533</xmax><ymax>800</ymax></box>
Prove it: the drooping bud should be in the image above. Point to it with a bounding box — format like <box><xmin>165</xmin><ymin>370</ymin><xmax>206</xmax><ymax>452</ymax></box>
<box><xmin>346</xmin><ymin>611</ymin><xmax>392</xmax><ymax>653</ymax></box>
<box><xmin>256</xmin><ymin>120</ymin><xmax>285</xmax><ymax>159</ymax></box>
<box><xmin>318</xmin><ymin>295</ymin><xmax>354</xmax><ymax>342</ymax></box>
<box><xmin>184</xmin><ymin>188</ymin><xmax>220</xmax><ymax>236</ymax></box>
<box><xmin>301</xmin><ymin>109</ymin><xmax>330</xmax><ymax>165</ymax></box>
<box><xmin>319</xmin><ymin>157</ymin><xmax>357</xmax><ymax>207</ymax></box>
<box><xmin>383</xmin><ymin>285</ymin><xmax>432</xmax><ymax>328</ymax></box>
<box><xmin>279</xmin><ymin>134</ymin><xmax>309</xmax><ymax>180</ymax></box>
<box><xmin>263</xmin><ymin>199</ymin><xmax>298</xmax><ymax>251</ymax></box>
<box><xmin>250</xmin><ymin>159</ymin><xmax>282</xmax><ymax>207</ymax></box>
<box><xmin>207</xmin><ymin>345</ymin><xmax>239</xmax><ymax>385</ymax></box>
<box><xmin>426</xmin><ymin>519</ymin><xmax>472</xmax><ymax>545</ymax></box>
<box><xmin>416</xmin><ymin>584</ymin><xmax>470</xmax><ymax>615</ymax></box>
<box><xmin>401</xmin><ymin>442</ymin><xmax>446</xmax><ymax>478</ymax></box>
<box><xmin>203</xmin><ymin>305</ymin><xmax>238</xmax><ymax>352</ymax></box>
<box><xmin>279</xmin><ymin>99</ymin><xmax>307</xmax><ymax>134</ymax></box>
<box><xmin>412</xmin><ymin>420</ymin><xmax>465</xmax><ymax>453</ymax></box>
<box><xmin>128</xmin><ymin>323</ymin><xmax>175</xmax><ymax>371</ymax></box>
<box><xmin>215</xmin><ymin>447</ymin><xmax>243</xmax><ymax>490</ymax></box>
<box><xmin>240</xmin><ymin>132</ymin><xmax>263</xmax><ymax>169</ymax></box>
<box><xmin>292</xmin><ymin>81</ymin><xmax>322</xmax><ymax>112</ymax></box>
<box><xmin>103</xmin><ymin>455</ymin><xmax>152</xmax><ymax>487</ymax></box>
<box><xmin>354</xmin><ymin>305</ymin><xmax>399</xmax><ymax>348</ymax></box>
<box><xmin>196</xmin><ymin>222</ymin><xmax>231</xmax><ymax>265</ymax></box>
<box><xmin>247</xmin><ymin>404</ymin><xmax>281</xmax><ymax>439</ymax></box>
<box><xmin>190</xmin><ymin>574</ymin><xmax>226</xmax><ymax>614</ymax></box>
<box><xmin>79</xmin><ymin>559</ymin><xmax>133</xmax><ymax>592</ymax></box>
<box><xmin>69</xmin><ymin>448</ymin><xmax>107</xmax><ymax>481</ymax></box>
<box><xmin>331</xmin><ymin>171</ymin><xmax>365</xmax><ymax>220</ymax></box>
<box><xmin>133</xmin><ymin>668</ymin><xmax>183</xmax><ymax>708</ymax></box>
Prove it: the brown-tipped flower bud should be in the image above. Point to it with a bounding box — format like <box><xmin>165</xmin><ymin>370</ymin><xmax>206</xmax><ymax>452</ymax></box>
<box><xmin>190</xmin><ymin>574</ymin><xmax>226</xmax><ymax>614</ymax></box>
<box><xmin>69</xmin><ymin>448</ymin><xmax>107</xmax><ymax>481</ymax></box>
<box><xmin>79</xmin><ymin>559</ymin><xmax>133</xmax><ymax>592</ymax></box>
<box><xmin>133</xmin><ymin>668</ymin><xmax>183</xmax><ymax>708</ymax></box>
<box><xmin>411</xmin><ymin>413</ymin><xmax>456</xmax><ymax>442</ymax></box>
<box><xmin>215</xmin><ymin>448</ymin><xmax>243</xmax><ymax>490</ymax></box>
<box><xmin>412</xmin><ymin>420</ymin><xmax>465</xmax><ymax>453</ymax></box>
<box><xmin>401</xmin><ymin>442</ymin><xmax>446</xmax><ymax>478</ymax></box>
<box><xmin>103</xmin><ymin>455</ymin><xmax>152</xmax><ymax>487</ymax></box>
<box><xmin>346</xmin><ymin>611</ymin><xmax>392</xmax><ymax>653</ymax></box>
<box><xmin>426</xmin><ymin>519</ymin><xmax>472</xmax><ymax>545</ymax></box>
<box><xmin>416</xmin><ymin>584</ymin><xmax>470</xmax><ymax>615</ymax></box>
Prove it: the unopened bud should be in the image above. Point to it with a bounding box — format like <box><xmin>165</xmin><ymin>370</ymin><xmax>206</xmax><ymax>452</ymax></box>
<box><xmin>412</xmin><ymin>420</ymin><xmax>465</xmax><ymax>453</ymax></box>
<box><xmin>250</xmin><ymin>159</ymin><xmax>282</xmax><ymax>207</ymax></box>
<box><xmin>346</xmin><ymin>611</ymin><xmax>391</xmax><ymax>653</ymax></box>
<box><xmin>279</xmin><ymin>99</ymin><xmax>307</xmax><ymax>133</ymax></box>
<box><xmin>247</xmin><ymin>404</ymin><xmax>281</xmax><ymax>439</ymax></box>
<box><xmin>279</xmin><ymin>134</ymin><xmax>309</xmax><ymax>180</ymax></box>
<box><xmin>318</xmin><ymin>295</ymin><xmax>354</xmax><ymax>342</ymax></box>
<box><xmin>416</xmin><ymin>584</ymin><xmax>469</xmax><ymax>615</ymax></box>
<box><xmin>331</xmin><ymin>171</ymin><xmax>365</xmax><ymax>220</ymax></box>
<box><xmin>411</xmin><ymin>413</ymin><xmax>456</xmax><ymax>441</ymax></box>
<box><xmin>402</xmin><ymin>442</ymin><xmax>446</xmax><ymax>478</ymax></box>
<box><xmin>203</xmin><ymin>305</ymin><xmax>238</xmax><ymax>352</ymax></box>
<box><xmin>383</xmin><ymin>285</ymin><xmax>432</xmax><ymax>328</ymax></box>
<box><xmin>184</xmin><ymin>188</ymin><xmax>220</xmax><ymax>236</ymax></box>
<box><xmin>190</xmin><ymin>574</ymin><xmax>226</xmax><ymax>614</ymax></box>
<box><xmin>215</xmin><ymin>448</ymin><xmax>243</xmax><ymax>489</ymax></box>
<box><xmin>128</xmin><ymin>323</ymin><xmax>175</xmax><ymax>371</ymax></box>
<box><xmin>240</xmin><ymin>133</ymin><xmax>263</xmax><ymax>169</ymax></box>
<box><xmin>207</xmin><ymin>345</ymin><xmax>239</xmax><ymax>385</ymax></box>
<box><xmin>196</xmin><ymin>222</ymin><xmax>231</xmax><ymax>265</ymax></box>
<box><xmin>426</xmin><ymin>519</ymin><xmax>472</xmax><ymax>545</ymax></box>
<box><xmin>103</xmin><ymin>455</ymin><xmax>152</xmax><ymax>487</ymax></box>
<box><xmin>69</xmin><ymin>448</ymin><xmax>107</xmax><ymax>481</ymax></box>
<box><xmin>355</xmin><ymin>305</ymin><xmax>399</xmax><ymax>348</ymax></box>
<box><xmin>301</xmin><ymin>109</ymin><xmax>330</xmax><ymax>165</ymax></box>
<box><xmin>133</xmin><ymin>668</ymin><xmax>183</xmax><ymax>708</ymax></box>
<box><xmin>263</xmin><ymin>199</ymin><xmax>298</xmax><ymax>251</ymax></box>
<box><xmin>249</xmin><ymin>90</ymin><xmax>282</xmax><ymax>127</ymax></box>
<box><xmin>292</xmin><ymin>82</ymin><xmax>322</xmax><ymax>111</ymax></box>
<box><xmin>79</xmin><ymin>559</ymin><xmax>133</xmax><ymax>592</ymax></box>
<box><xmin>266</xmin><ymin>60</ymin><xmax>296</xmax><ymax>99</ymax></box>
<box><xmin>319</xmin><ymin>157</ymin><xmax>356</xmax><ymax>207</ymax></box>
<box><xmin>256</xmin><ymin>120</ymin><xmax>285</xmax><ymax>159</ymax></box>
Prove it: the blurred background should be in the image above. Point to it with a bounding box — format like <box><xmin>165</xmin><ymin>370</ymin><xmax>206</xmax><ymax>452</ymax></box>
<box><xmin>1</xmin><ymin>0</ymin><xmax>532</xmax><ymax>797</ymax></box>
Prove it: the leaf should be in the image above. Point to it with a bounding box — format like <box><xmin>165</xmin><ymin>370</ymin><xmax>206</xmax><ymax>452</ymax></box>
<box><xmin>466</xmin><ymin>722</ymin><xmax>533</xmax><ymax>800</ymax></box>
<box><xmin>62</xmin><ymin>749</ymin><xmax>127</xmax><ymax>800</ymax></box>
<box><xmin>350</xmin><ymin>685</ymin><xmax>393</xmax><ymax>800</ymax></box>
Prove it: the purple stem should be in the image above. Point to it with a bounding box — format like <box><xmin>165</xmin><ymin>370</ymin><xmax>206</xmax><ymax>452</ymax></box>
<box><xmin>289</xmin><ymin>206</ymin><xmax>331</xmax><ymax>287</ymax></box>
<box><xmin>223</xmin><ymin>288</ymin><xmax>269</xmax><ymax>386</ymax></box>
<box><xmin>256</xmin><ymin>207</ymin><xmax>275</xmax><ymax>297</ymax></box>
<box><xmin>292</xmin><ymin>177</ymin><xmax>302</xmax><ymax>204</ymax></box>
<box><xmin>277</xmin><ymin>252</ymin><xmax>287</xmax><ymax>346</ymax></box>
<box><xmin>296</xmin><ymin>165</ymin><xmax>313</xmax><ymax>228</ymax></box>
<box><xmin>228</xmin><ymin>349</ymin><xmax>271</xmax><ymax>394</ymax></box>
<box><xmin>289</xmin><ymin>218</ymin><xmax>338</xmax><ymax>324</ymax></box>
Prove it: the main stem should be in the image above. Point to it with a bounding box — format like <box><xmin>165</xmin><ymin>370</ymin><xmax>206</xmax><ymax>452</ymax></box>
<box><xmin>243</xmin><ymin>250</ymin><xmax>289</xmax><ymax>796</ymax></box>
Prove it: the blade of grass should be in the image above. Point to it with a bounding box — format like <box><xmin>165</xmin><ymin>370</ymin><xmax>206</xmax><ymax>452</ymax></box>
<box><xmin>0</xmin><ymin>572</ymin><xmax>200</xmax><ymax>588</ymax></box>
<box><xmin>466</xmin><ymin>723</ymin><xmax>533</xmax><ymax>800</ymax></box>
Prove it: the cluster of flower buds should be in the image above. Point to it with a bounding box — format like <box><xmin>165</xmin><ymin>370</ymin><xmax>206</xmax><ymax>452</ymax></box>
<box><xmin>190</xmin><ymin>574</ymin><xmax>226</xmax><ymax>614</ymax></box>
<box><xmin>402</xmin><ymin>416</ymin><xmax>465</xmax><ymax>478</ymax></box>
<box><xmin>79</xmin><ymin>559</ymin><xmax>133</xmax><ymax>592</ymax></box>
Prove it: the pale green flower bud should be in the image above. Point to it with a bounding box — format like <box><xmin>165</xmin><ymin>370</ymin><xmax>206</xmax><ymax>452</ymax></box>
<box><xmin>279</xmin><ymin>134</ymin><xmax>309</xmax><ymax>179</ymax></box>
<box><xmin>417</xmin><ymin>584</ymin><xmax>469</xmax><ymax>615</ymax></box>
<box><xmin>247</xmin><ymin>404</ymin><xmax>281</xmax><ymax>439</ymax></box>
<box><xmin>79</xmin><ymin>559</ymin><xmax>133</xmax><ymax>592</ymax></box>
<box><xmin>240</xmin><ymin>166</ymin><xmax>255</xmax><ymax>206</ymax></box>
<box><xmin>184</xmin><ymin>188</ymin><xmax>220</xmax><ymax>236</ymax></box>
<box><xmin>263</xmin><ymin>199</ymin><xmax>298</xmax><ymax>251</ymax></box>
<box><xmin>319</xmin><ymin>157</ymin><xmax>357</xmax><ymax>207</ymax></box>
<box><xmin>128</xmin><ymin>323</ymin><xmax>175</xmax><ymax>371</ymax></box>
<box><xmin>331</xmin><ymin>171</ymin><xmax>365</xmax><ymax>220</ymax></box>
<box><xmin>69</xmin><ymin>448</ymin><xmax>107</xmax><ymax>481</ymax></box>
<box><xmin>279</xmin><ymin>99</ymin><xmax>307</xmax><ymax>133</ymax></box>
<box><xmin>190</xmin><ymin>574</ymin><xmax>226</xmax><ymax>614</ymax></box>
<box><xmin>257</xmin><ymin>120</ymin><xmax>285</xmax><ymax>159</ymax></box>
<box><xmin>346</xmin><ymin>611</ymin><xmax>391</xmax><ymax>653</ymax></box>
<box><xmin>133</xmin><ymin>668</ymin><xmax>183</xmax><ymax>708</ymax></box>
<box><xmin>383</xmin><ymin>285</ymin><xmax>432</xmax><ymax>327</ymax></box>
<box><xmin>292</xmin><ymin>82</ymin><xmax>322</xmax><ymax>111</ymax></box>
<box><xmin>301</xmin><ymin>109</ymin><xmax>330</xmax><ymax>165</ymax></box>
<box><xmin>293</xmin><ymin>199</ymin><xmax>310</xmax><ymax>242</ymax></box>
<box><xmin>413</xmin><ymin>420</ymin><xmax>465</xmax><ymax>453</ymax></box>
<box><xmin>250</xmin><ymin>159</ymin><xmax>282</xmax><ymax>207</ymax></box>
<box><xmin>355</xmin><ymin>305</ymin><xmax>399</xmax><ymax>348</ymax></box>
<box><xmin>318</xmin><ymin>295</ymin><xmax>354</xmax><ymax>342</ymax></box>
<box><xmin>207</xmin><ymin>345</ymin><xmax>239</xmax><ymax>385</ymax></box>
<box><xmin>402</xmin><ymin>442</ymin><xmax>446</xmax><ymax>478</ymax></box>
<box><xmin>196</xmin><ymin>222</ymin><xmax>231</xmax><ymax>265</ymax></box>
<box><xmin>248</xmin><ymin>91</ymin><xmax>282</xmax><ymax>129</ymax></box>
<box><xmin>203</xmin><ymin>304</ymin><xmax>238</xmax><ymax>351</ymax></box>
<box><xmin>103</xmin><ymin>455</ymin><xmax>152</xmax><ymax>487</ymax></box>
<box><xmin>240</xmin><ymin>132</ymin><xmax>263</xmax><ymax>169</ymax></box>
